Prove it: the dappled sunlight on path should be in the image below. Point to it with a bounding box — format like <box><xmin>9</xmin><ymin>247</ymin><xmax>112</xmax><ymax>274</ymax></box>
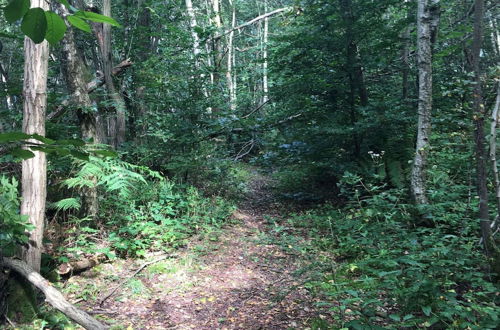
<box><xmin>70</xmin><ymin>171</ymin><xmax>334</xmax><ymax>329</ymax></box>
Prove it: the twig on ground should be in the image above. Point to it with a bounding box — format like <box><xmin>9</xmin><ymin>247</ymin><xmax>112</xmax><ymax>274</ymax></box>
<box><xmin>98</xmin><ymin>255</ymin><xmax>173</xmax><ymax>306</ymax></box>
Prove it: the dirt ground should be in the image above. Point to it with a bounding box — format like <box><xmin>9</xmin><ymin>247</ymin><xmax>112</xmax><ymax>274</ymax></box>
<box><xmin>63</xmin><ymin>172</ymin><xmax>335</xmax><ymax>329</ymax></box>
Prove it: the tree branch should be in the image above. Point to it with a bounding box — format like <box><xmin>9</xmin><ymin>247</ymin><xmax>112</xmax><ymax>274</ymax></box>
<box><xmin>2</xmin><ymin>257</ymin><xmax>107</xmax><ymax>330</ymax></box>
<box><xmin>47</xmin><ymin>59</ymin><xmax>133</xmax><ymax>122</ymax></box>
<box><xmin>212</xmin><ymin>7</ymin><xmax>293</xmax><ymax>41</ymax></box>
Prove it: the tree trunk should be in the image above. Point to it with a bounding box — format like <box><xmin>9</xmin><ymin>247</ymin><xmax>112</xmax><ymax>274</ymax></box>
<box><xmin>95</xmin><ymin>0</ymin><xmax>127</xmax><ymax>148</ymax></box>
<box><xmin>410</xmin><ymin>0</ymin><xmax>440</xmax><ymax>207</ymax></box>
<box><xmin>226</xmin><ymin>0</ymin><xmax>237</xmax><ymax>111</ymax></box>
<box><xmin>262</xmin><ymin>0</ymin><xmax>269</xmax><ymax>105</ymax></box>
<box><xmin>489</xmin><ymin>82</ymin><xmax>500</xmax><ymax>220</ymax></box>
<box><xmin>20</xmin><ymin>0</ymin><xmax>49</xmax><ymax>272</ymax></box>
<box><xmin>340</xmin><ymin>0</ymin><xmax>368</xmax><ymax>157</ymax></box>
<box><xmin>59</xmin><ymin>3</ymin><xmax>101</xmax><ymax>218</ymax></box>
<box><xmin>471</xmin><ymin>0</ymin><xmax>499</xmax><ymax>268</ymax></box>
<box><xmin>185</xmin><ymin>0</ymin><xmax>201</xmax><ymax>57</ymax></box>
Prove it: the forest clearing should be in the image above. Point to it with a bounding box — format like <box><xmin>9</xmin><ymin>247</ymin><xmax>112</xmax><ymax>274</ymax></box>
<box><xmin>0</xmin><ymin>0</ymin><xmax>499</xmax><ymax>329</ymax></box>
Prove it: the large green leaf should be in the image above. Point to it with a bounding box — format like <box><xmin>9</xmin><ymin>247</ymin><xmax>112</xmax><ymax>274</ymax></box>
<box><xmin>10</xmin><ymin>148</ymin><xmax>35</xmax><ymax>160</ymax></box>
<box><xmin>0</xmin><ymin>132</ymin><xmax>30</xmax><ymax>143</ymax></box>
<box><xmin>74</xmin><ymin>10</ymin><xmax>121</xmax><ymax>27</ymax></box>
<box><xmin>21</xmin><ymin>7</ymin><xmax>47</xmax><ymax>43</ymax></box>
<box><xmin>67</xmin><ymin>15</ymin><xmax>91</xmax><ymax>33</ymax></box>
<box><xmin>44</xmin><ymin>11</ymin><xmax>66</xmax><ymax>45</ymax></box>
<box><xmin>3</xmin><ymin>0</ymin><xmax>30</xmax><ymax>23</ymax></box>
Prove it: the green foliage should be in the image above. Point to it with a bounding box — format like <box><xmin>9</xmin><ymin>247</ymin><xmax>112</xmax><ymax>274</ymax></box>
<box><xmin>2</xmin><ymin>0</ymin><xmax>119</xmax><ymax>44</ymax></box>
<box><xmin>105</xmin><ymin>180</ymin><xmax>235</xmax><ymax>257</ymax></box>
<box><xmin>286</xmin><ymin>172</ymin><xmax>499</xmax><ymax>329</ymax></box>
<box><xmin>63</xmin><ymin>156</ymin><xmax>159</xmax><ymax>198</ymax></box>
<box><xmin>0</xmin><ymin>175</ymin><xmax>33</xmax><ymax>256</ymax></box>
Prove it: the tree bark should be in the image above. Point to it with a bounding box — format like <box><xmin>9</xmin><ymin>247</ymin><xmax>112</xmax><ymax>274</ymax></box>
<box><xmin>59</xmin><ymin>3</ymin><xmax>101</xmax><ymax>218</ymax></box>
<box><xmin>489</xmin><ymin>82</ymin><xmax>500</xmax><ymax>221</ymax></box>
<box><xmin>94</xmin><ymin>0</ymin><xmax>127</xmax><ymax>148</ymax></box>
<box><xmin>20</xmin><ymin>0</ymin><xmax>49</xmax><ymax>272</ymax></box>
<box><xmin>185</xmin><ymin>0</ymin><xmax>201</xmax><ymax>57</ymax></box>
<box><xmin>410</xmin><ymin>0</ymin><xmax>440</xmax><ymax>207</ymax></box>
<box><xmin>262</xmin><ymin>0</ymin><xmax>269</xmax><ymax>105</ymax></box>
<box><xmin>226</xmin><ymin>0</ymin><xmax>237</xmax><ymax>111</ymax></box>
<box><xmin>3</xmin><ymin>257</ymin><xmax>107</xmax><ymax>329</ymax></box>
<box><xmin>471</xmin><ymin>0</ymin><xmax>499</xmax><ymax>267</ymax></box>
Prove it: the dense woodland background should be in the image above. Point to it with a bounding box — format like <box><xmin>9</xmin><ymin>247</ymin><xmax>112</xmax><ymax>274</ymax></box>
<box><xmin>0</xmin><ymin>0</ymin><xmax>499</xmax><ymax>328</ymax></box>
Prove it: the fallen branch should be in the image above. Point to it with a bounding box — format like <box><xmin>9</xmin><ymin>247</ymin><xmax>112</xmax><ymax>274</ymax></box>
<box><xmin>98</xmin><ymin>255</ymin><xmax>170</xmax><ymax>306</ymax></box>
<box><xmin>2</xmin><ymin>257</ymin><xmax>107</xmax><ymax>330</ymax></box>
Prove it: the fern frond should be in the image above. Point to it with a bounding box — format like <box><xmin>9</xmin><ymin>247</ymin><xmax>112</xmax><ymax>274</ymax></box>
<box><xmin>51</xmin><ymin>197</ymin><xmax>81</xmax><ymax>211</ymax></box>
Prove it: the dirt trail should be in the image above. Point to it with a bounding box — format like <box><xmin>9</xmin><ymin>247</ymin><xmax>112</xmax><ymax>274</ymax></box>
<box><xmin>70</xmin><ymin>172</ymin><xmax>334</xmax><ymax>329</ymax></box>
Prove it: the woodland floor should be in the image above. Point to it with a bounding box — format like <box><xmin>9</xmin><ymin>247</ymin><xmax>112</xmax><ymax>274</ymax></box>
<box><xmin>61</xmin><ymin>172</ymin><xmax>336</xmax><ymax>329</ymax></box>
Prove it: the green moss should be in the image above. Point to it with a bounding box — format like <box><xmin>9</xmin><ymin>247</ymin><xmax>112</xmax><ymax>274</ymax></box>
<box><xmin>6</xmin><ymin>275</ymin><xmax>37</xmax><ymax>322</ymax></box>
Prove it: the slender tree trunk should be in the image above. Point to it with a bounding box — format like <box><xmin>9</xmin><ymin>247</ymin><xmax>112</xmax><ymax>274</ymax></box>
<box><xmin>340</xmin><ymin>0</ymin><xmax>367</xmax><ymax>157</ymax></box>
<box><xmin>0</xmin><ymin>61</ymin><xmax>14</xmax><ymax>112</ymax></box>
<box><xmin>401</xmin><ymin>25</ymin><xmax>411</xmax><ymax>100</ymax></box>
<box><xmin>211</xmin><ymin>0</ymin><xmax>223</xmax><ymax>91</ymax></box>
<box><xmin>471</xmin><ymin>0</ymin><xmax>499</xmax><ymax>267</ymax></box>
<box><xmin>20</xmin><ymin>0</ymin><xmax>49</xmax><ymax>272</ymax></box>
<box><xmin>489</xmin><ymin>82</ymin><xmax>500</xmax><ymax>220</ymax></box>
<box><xmin>410</xmin><ymin>0</ymin><xmax>440</xmax><ymax>207</ymax></box>
<box><xmin>186</xmin><ymin>0</ymin><xmax>201</xmax><ymax>57</ymax></box>
<box><xmin>226</xmin><ymin>0</ymin><xmax>236</xmax><ymax>111</ymax></box>
<box><xmin>60</xmin><ymin>4</ymin><xmax>101</xmax><ymax>218</ymax></box>
<box><xmin>262</xmin><ymin>0</ymin><xmax>269</xmax><ymax>104</ymax></box>
<box><xmin>96</xmin><ymin>0</ymin><xmax>127</xmax><ymax>148</ymax></box>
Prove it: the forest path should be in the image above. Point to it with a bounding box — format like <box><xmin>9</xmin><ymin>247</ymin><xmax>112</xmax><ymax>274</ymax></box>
<box><xmin>70</xmin><ymin>171</ymin><xmax>334</xmax><ymax>329</ymax></box>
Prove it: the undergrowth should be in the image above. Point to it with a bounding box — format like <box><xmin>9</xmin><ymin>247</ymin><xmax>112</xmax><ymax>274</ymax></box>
<box><xmin>54</xmin><ymin>156</ymin><xmax>236</xmax><ymax>260</ymax></box>
<box><xmin>281</xmin><ymin>172</ymin><xmax>499</xmax><ymax>329</ymax></box>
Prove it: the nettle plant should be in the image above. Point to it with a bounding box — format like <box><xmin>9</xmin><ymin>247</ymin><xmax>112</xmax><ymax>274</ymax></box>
<box><xmin>2</xmin><ymin>0</ymin><xmax>119</xmax><ymax>45</ymax></box>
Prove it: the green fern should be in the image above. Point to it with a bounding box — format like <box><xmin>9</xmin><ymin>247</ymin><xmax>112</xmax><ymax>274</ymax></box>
<box><xmin>63</xmin><ymin>156</ymin><xmax>161</xmax><ymax>200</ymax></box>
<box><xmin>51</xmin><ymin>197</ymin><xmax>81</xmax><ymax>211</ymax></box>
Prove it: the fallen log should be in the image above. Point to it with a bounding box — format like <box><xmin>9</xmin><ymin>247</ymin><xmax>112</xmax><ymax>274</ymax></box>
<box><xmin>57</xmin><ymin>254</ymin><xmax>107</xmax><ymax>276</ymax></box>
<box><xmin>2</xmin><ymin>257</ymin><xmax>107</xmax><ymax>330</ymax></box>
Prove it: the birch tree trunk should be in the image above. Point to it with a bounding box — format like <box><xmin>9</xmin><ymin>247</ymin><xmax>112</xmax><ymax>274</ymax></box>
<box><xmin>226</xmin><ymin>0</ymin><xmax>237</xmax><ymax>111</ymax></box>
<box><xmin>20</xmin><ymin>0</ymin><xmax>49</xmax><ymax>272</ymax></box>
<box><xmin>185</xmin><ymin>0</ymin><xmax>201</xmax><ymax>57</ymax></box>
<box><xmin>489</xmin><ymin>82</ymin><xmax>500</xmax><ymax>221</ymax></box>
<box><xmin>410</xmin><ymin>0</ymin><xmax>440</xmax><ymax>207</ymax></box>
<box><xmin>262</xmin><ymin>0</ymin><xmax>269</xmax><ymax>104</ymax></box>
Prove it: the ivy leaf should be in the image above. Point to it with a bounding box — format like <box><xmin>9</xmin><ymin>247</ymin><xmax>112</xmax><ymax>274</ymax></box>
<box><xmin>67</xmin><ymin>15</ymin><xmax>91</xmax><ymax>33</ymax></box>
<box><xmin>21</xmin><ymin>7</ymin><xmax>47</xmax><ymax>43</ymax></box>
<box><xmin>0</xmin><ymin>132</ymin><xmax>30</xmax><ymax>143</ymax></box>
<box><xmin>44</xmin><ymin>11</ymin><xmax>66</xmax><ymax>45</ymax></box>
<box><xmin>3</xmin><ymin>0</ymin><xmax>30</xmax><ymax>23</ymax></box>
<box><xmin>74</xmin><ymin>10</ymin><xmax>121</xmax><ymax>27</ymax></box>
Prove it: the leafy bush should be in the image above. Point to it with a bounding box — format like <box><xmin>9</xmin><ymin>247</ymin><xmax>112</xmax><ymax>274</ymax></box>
<box><xmin>0</xmin><ymin>175</ymin><xmax>33</xmax><ymax>256</ymax></box>
<box><xmin>57</xmin><ymin>157</ymin><xmax>235</xmax><ymax>258</ymax></box>
<box><xmin>287</xmin><ymin>173</ymin><xmax>499</xmax><ymax>329</ymax></box>
<box><xmin>105</xmin><ymin>180</ymin><xmax>235</xmax><ymax>257</ymax></box>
